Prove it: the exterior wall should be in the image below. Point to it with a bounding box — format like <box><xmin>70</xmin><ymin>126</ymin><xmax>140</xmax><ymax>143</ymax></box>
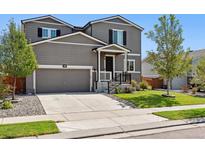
<box><xmin>33</xmin><ymin>43</ymin><xmax>98</xmax><ymax>66</ymax></box>
<box><xmin>142</xmin><ymin>61</ymin><xmax>187</xmax><ymax>90</ymax></box>
<box><xmin>84</xmin><ymin>26</ymin><xmax>92</xmax><ymax>36</ymax></box>
<box><xmin>55</xmin><ymin>34</ymin><xmax>100</xmax><ymax>44</ymax></box>
<box><xmin>171</xmin><ymin>77</ymin><xmax>187</xmax><ymax>90</ymax></box>
<box><xmin>91</xmin><ymin>22</ymin><xmax>141</xmax><ymax>54</ymax></box>
<box><xmin>26</xmin><ymin>74</ymin><xmax>34</xmax><ymax>94</ymax></box>
<box><xmin>23</xmin><ymin>21</ymin><xmax>73</xmax><ymax>43</ymax></box>
<box><xmin>115</xmin><ymin>55</ymin><xmax>124</xmax><ymax>71</ymax></box>
<box><xmin>26</xmin><ymin>35</ymin><xmax>102</xmax><ymax>93</ymax></box>
<box><xmin>128</xmin><ymin>55</ymin><xmax>141</xmax><ymax>73</ymax></box>
<box><xmin>142</xmin><ymin>61</ymin><xmax>159</xmax><ymax>77</ymax></box>
<box><xmin>106</xmin><ymin>18</ymin><xmax>129</xmax><ymax>24</ymax></box>
<box><xmin>131</xmin><ymin>73</ymin><xmax>141</xmax><ymax>82</ymax></box>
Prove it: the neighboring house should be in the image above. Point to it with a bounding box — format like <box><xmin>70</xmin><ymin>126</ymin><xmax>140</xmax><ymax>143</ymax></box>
<box><xmin>142</xmin><ymin>49</ymin><xmax>205</xmax><ymax>90</ymax></box>
<box><xmin>21</xmin><ymin>15</ymin><xmax>143</xmax><ymax>93</ymax></box>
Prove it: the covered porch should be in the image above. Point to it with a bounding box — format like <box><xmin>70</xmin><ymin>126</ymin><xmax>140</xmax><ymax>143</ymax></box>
<box><xmin>93</xmin><ymin>44</ymin><xmax>131</xmax><ymax>92</ymax></box>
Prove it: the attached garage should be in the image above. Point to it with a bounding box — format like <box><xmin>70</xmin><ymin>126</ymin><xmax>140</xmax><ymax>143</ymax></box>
<box><xmin>36</xmin><ymin>69</ymin><xmax>90</xmax><ymax>93</ymax></box>
<box><xmin>26</xmin><ymin>65</ymin><xmax>93</xmax><ymax>94</ymax></box>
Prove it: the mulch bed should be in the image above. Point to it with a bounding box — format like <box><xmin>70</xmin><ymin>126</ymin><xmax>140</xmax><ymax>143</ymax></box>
<box><xmin>0</xmin><ymin>95</ymin><xmax>46</xmax><ymax>118</ymax></box>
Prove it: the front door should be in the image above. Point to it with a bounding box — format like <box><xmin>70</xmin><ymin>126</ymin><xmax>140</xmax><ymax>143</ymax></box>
<box><xmin>106</xmin><ymin>56</ymin><xmax>113</xmax><ymax>78</ymax></box>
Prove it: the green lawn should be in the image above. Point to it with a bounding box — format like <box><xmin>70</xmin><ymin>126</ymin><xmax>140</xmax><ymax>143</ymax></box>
<box><xmin>154</xmin><ymin>108</ymin><xmax>205</xmax><ymax>120</ymax></box>
<box><xmin>114</xmin><ymin>90</ymin><xmax>205</xmax><ymax>108</ymax></box>
<box><xmin>0</xmin><ymin>121</ymin><xmax>59</xmax><ymax>139</ymax></box>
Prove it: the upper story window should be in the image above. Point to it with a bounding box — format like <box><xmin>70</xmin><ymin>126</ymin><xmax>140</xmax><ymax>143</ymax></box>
<box><xmin>109</xmin><ymin>29</ymin><xmax>126</xmax><ymax>46</ymax></box>
<box><xmin>38</xmin><ymin>27</ymin><xmax>60</xmax><ymax>39</ymax></box>
<box><xmin>127</xmin><ymin>59</ymin><xmax>135</xmax><ymax>72</ymax></box>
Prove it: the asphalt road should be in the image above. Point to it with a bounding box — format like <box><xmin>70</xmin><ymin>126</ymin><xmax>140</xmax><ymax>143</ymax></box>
<box><xmin>128</xmin><ymin>126</ymin><xmax>205</xmax><ymax>139</ymax></box>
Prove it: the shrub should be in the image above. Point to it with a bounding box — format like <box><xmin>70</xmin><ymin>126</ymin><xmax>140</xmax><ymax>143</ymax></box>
<box><xmin>124</xmin><ymin>86</ymin><xmax>136</xmax><ymax>93</ymax></box>
<box><xmin>131</xmin><ymin>80</ymin><xmax>137</xmax><ymax>88</ymax></box>
<box><xmin>115</xmin><ymin>87</ymin><xmax>122</xmax><ymax>94</ymax></box>
<box><xmin>147</xmin><ymin>85</ymin><xmax>152</xmax><ymax>90</ymax></box>
<box><xmin>139</xmin><ymin>81</ymin><xmax>149</xmax><ymax>90</ymax></box>
<box><xmin>136</xmin><ymin>83</ymin><xmax>141</xmax><ymax>91</ymax></box>
<box><xmin>1</xmin><ymin>100</ymin><xmax>13</xmax><ymax>110</ymax></box>
<box><xmin>0</xmin><ymin>83</ymin><xmax>12</xmax><ymax>100</ymax></box>
<box><xmin>181</xmin><ymin>85</ymin><xmax>189</xmax><ymax>93</ymax></box>
<box><xmin>192</xmin><ymin>87</ymin><xmax>198</xmax><ymax>94</ymax></box>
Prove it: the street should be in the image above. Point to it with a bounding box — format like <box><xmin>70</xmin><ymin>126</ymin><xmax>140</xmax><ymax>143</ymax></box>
<box><xmin>128</xmin><ymin>126</ymin><xmax>205</xmax><ymax>139</ymax></box>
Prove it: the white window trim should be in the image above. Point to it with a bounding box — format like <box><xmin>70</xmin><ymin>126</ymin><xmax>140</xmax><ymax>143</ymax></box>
<box><xmin>49</xmin><ymin>41</ymin><xmax>103</xmax><ymax>47</ymax></box>
<box><xmin>42</xmin><ymin>27</ymin><xmax>57</xmax><ymax>39</ymax></box>
<box><xmin>112</xmin><ymin>29</ymin><xmax>124</xmax><ymax>45</ymax></box>
<box><xmin>127</xmin><ymin>59</ymin><xmax>135</xmax><ymax>72</ymax></box>
<box><xmin>104</xmin><ymin>55</ymin><xmax>115</xmax><ymax>78</ymax></box>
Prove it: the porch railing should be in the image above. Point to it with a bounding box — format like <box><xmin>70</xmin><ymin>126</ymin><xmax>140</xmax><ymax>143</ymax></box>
<box><xmin>100</xmin><ymin>71</ymin><xmax>112</xmax><ymax>81</ymax></box>
<box><xmin>114</xmin><ymin>72</ymin><xmax>131</xmax><ymax>84</ymax></box>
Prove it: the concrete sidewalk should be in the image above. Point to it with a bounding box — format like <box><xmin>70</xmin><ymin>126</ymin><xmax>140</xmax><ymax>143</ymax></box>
<box><xmin>2</xmin><ymin>103</ymin><xmax>205</xmax><ymax>124</ymax></box>
<box><xmin>1</xmin><ymin>103</ymin><xmax>205</xmax><ymax>139</ymax></box>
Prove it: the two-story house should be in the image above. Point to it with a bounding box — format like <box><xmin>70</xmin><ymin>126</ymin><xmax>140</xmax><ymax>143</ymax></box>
<box><xmin>22</xmin><ymin>15</ymin><xmax>143</xmax><ymax>93</ymax></box>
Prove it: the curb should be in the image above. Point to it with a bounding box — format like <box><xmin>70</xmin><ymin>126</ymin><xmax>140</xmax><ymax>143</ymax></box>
<box><xmin>32</xmin><ymin>118</ymin><xmax>205</xmax><ymax>139</ymax></box>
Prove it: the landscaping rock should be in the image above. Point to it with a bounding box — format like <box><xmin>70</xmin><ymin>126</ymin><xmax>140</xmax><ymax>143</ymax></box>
<box><xmin>0</xmin><ymin>95</ymin><xmax>46</xmax><ymax>118</ymax></box>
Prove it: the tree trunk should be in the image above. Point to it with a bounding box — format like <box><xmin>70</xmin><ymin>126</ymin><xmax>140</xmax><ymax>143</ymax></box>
<box><xmin>12</xmin><ymin>76</ymin><xmax>16</xmax><ymax>100</ymax></box>
<box><xmin>167</xmin><ymin>79</ymin><xmax>170</xmax><ymax>96</ymax></box>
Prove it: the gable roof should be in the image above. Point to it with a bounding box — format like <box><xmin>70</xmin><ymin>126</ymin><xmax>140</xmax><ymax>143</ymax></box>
<box><xmin>83</xmin><ymin>15</ymin><xmax>144</xmax><ymax>31</ymax></box>
<box><xmin>21</xmin><ymin>15</ymin><xmax>74</xmax><ymax>28</ymax></box>
<box><xmin>31</xmin><ymin>31</ymin><xmax>107</xmax><ymax>46</ymax></box>
<box><xmin>95</xmin><ymin>44</ymin><xmax>130</xmax><ymax>53</ymax></box>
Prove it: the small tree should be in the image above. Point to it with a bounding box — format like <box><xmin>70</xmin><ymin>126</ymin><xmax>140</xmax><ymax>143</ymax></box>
<box><xmin>145</xmin><ymin>15</ymin><xmax>192</xmax><ymax>96</ymax></box>
<box><xmin>191</xmin><ymin>57</ymin><xmax>205</xmax><ymax>89</ymax></box>
<box><xmin>0</xmin><ymin>19</ymin><xmax>37</xmax><ymax>100</ymax></box>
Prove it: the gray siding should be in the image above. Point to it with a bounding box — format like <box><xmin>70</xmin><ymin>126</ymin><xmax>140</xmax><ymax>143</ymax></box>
<box><xmin>127</xmin><ymin>55</ymin><xmax>141</xmax><ymax>73</ymax></box>
<box><xmin>91</xmin><ymin>22</ymin><xmax>141</xmax><ymax>54</ymax></box>
<box><xmin>55</xmin><ymin>34</ymin><xmax>100</xmax><ymax>44</ymax></box>
<box><xmin>131</xmin><ymin>73</ymin><xmax>141</xmax><ymax>82</ymax></box>
<box><xmin>23</xmin><ymin>21</ymin><xmax>73</xmax><ymax>43</ymax></box>
<box><xmin>37</xmin><ymin>17</ymin><xmax>64</xmax><ymax>24</ymax></box>
<box><xmin>33</xmin><ymin>43</ymin><xmax>98</xmax><ymax>66</ymax></box>
<box><xmin>106</xmin><ymin>18</ymin><xmax>129</xmax><ymax>24</ymax></box>
<box><xmin>26</xmin><ymin>75</ymin><xmax>34</xmax><ymax>94</ymax></box>
<box><xmin>115</xmin><ymin>55</ymin><xmax>124</xmax><ymax>71</ymax></box>
<box><xmin>84</xmin><ymin>26</ymin><xmax>92</xmax><ymax>36</ymax></box>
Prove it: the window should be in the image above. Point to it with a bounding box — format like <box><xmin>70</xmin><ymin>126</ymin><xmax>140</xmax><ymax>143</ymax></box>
<box><xmin>42</xmin><ymin>28</ymin><xmax>57</xmax><ymax>38</ymax></box>
<box><xmin>112</xmin><ymin>29</ymin><xmax>124</xmax><ymax>45</ymax></box>
<box><xmin>127</xmin><ymin>60</ymin><xmax>135</xmax><ymax>72</ymax></box>
<box><xmin>51</xmin><ymin>29</ymin><xmax>57</xmax><ymax>38</ymax></box>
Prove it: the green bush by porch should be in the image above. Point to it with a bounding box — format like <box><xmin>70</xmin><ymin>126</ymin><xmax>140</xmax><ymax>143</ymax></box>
<box><xmin>0</xmin><ymin>121</ymin><xmax>59</xmax><ymax>139</ymax></box>
<box><xmin>154</xmin><ymin>108</ymin><xmax>205</xmax><ymax>120</ymax></box>
<box><xmin>114</xmin><ymin>90</ymin><xmax>205</xmax><ymax>108</ymax></box>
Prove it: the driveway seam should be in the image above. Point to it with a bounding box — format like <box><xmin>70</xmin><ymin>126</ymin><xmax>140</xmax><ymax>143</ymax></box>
<box><xmin>71</xmin><ymin>95</ymin><xmax>94</xmax><ymax>111</ymax></box>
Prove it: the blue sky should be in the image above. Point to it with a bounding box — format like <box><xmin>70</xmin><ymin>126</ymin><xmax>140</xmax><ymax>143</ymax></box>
<box><xmin>0</xmin><ymin>14</ymin><xmax>204</xmax><ymax>59</ymax></box>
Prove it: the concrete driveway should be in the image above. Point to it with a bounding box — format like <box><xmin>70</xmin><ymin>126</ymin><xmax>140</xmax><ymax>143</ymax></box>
<box><xmin>37</xmin><ymin>93</ymin><xmax>130</xmax><ymax>114</ymax></box>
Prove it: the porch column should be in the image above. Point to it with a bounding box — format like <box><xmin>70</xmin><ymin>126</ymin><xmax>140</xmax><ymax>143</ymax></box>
<box><xmin>98</xmin><ymin>50</ymin><xmax>101</xmax><ymax>82</ymax></box>
<box><xmin>124</xmin><ymin>51</ymin><xmax>128</xmax><ymax>72</ymax></box>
